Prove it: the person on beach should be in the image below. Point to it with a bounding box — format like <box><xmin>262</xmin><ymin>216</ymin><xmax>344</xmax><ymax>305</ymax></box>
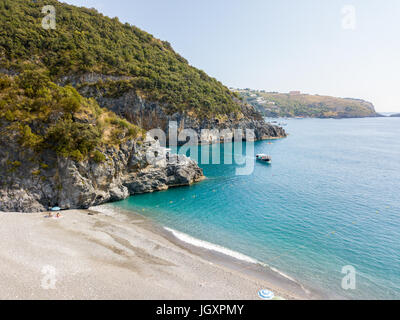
<box><xmin>45</xmin><ymin>212</ymin><xmax>61</xmax><ymax>218</ymax></box>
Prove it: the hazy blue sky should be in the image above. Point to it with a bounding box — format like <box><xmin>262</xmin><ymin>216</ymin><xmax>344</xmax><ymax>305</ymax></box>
<box><xmin>63</xmin><ymin>0</ymin><xmax>400</xmax><ymax>112</ymax></box>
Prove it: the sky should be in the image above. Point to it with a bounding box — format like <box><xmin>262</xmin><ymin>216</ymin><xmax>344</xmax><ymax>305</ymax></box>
<box><xmin>63</xmin><ymin>0</ymin><xmax>400</xmax><ymax>112</ymax></box>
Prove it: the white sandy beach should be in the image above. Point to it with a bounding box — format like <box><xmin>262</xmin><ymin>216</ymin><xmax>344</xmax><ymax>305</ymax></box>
<box><xmin>0</xmin><ymin>207</ymin><xmax>308</xmax><ymax>300</ymax></box>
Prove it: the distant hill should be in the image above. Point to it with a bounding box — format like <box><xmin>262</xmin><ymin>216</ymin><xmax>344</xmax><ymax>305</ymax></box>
<box><xmin>236</xmin><ymin>89</ymin><xmax>381</xmax><ymax>118</ymax></box>
<box><xmin>390</xmin><ymin>113</ymin><xmax>400</xmax><ymax>117</ymax></box>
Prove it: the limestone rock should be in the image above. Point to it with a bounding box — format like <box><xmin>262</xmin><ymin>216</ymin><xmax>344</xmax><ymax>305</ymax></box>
<box><xmin>0</xmin><ymin>137</ymin><xmax>203</xmax><ymax>213</ymax></box>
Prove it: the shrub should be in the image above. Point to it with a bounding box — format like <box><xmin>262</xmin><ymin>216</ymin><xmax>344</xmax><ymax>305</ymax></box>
<box><xmin>17</xmin><ymin>71</ymin><xmax>50</xmax><ymax>98</ymax></box>
<box><xmin>69</xmin><ymin>150</ymin><xmax>84</xmax><ymax>162</ymax></box>
<box><xmin>7</xmin><ymin>160</ymin><xmax>21</xmax><ymax>173</ymax></box>
<box><xmin>45</xmin><ymin>119</ymin><xmax>101</xmax><ymax>159</ymax></box>
<box><xmin>92</xmin><ymin>150</ymin><xmax>106</xmax><ymax>163</ymax></box>
<box><xmin>18</xmin><ymin>125</ymin><xmax>43</xmax><ymax>148</ymax></box>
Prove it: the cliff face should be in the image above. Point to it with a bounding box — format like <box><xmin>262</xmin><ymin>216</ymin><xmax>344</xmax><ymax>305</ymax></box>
<box><xmin>61</xmin><ymin>73</ymin><xmax>287</xmax><ymax>144</ymax></box>
<box><xmin>89</xmin><ymin>89</ymin><xmax>287</xmax><ymax>144</ymax></box>
<box><xmin>0</xmin><ymin>135</ymin><xmax>203</xmax><ymax>213</ymax></box>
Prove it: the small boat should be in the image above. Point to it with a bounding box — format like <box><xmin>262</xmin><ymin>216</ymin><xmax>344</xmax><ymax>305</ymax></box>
<box><xmin>256</xmin><ymin>154</ymin><xmax>272</xmax><ymax>164</ymax></box>
<box><xmin>50</xmin><ymin>207</ymin><xmax>61</xmax><ymax>212</ymax></box>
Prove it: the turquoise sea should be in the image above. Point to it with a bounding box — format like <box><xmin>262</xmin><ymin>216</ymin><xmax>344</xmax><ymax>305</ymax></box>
<box><xmin>112</xmin><ymin>117</ymin><xmax>400</xmax><ymax>299</ymax></box>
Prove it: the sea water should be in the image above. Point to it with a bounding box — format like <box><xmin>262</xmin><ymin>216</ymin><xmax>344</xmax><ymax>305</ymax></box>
<box><xmin>112</xmin><ymin>117</ymin><xmax>400</xmax><ymax>299</ymax></box>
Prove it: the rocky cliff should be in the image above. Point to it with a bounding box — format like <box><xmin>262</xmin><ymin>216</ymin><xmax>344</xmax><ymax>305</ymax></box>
<box><xmin>0</xmin><ymin>135</ymin><xmax>203</xmax><ymax>213</ymax></box>
<box><xmin>0</xmin><ymin>70</ymin><xmax>203</xmax><ymax>213</ymax></box>
<box><xmin>0</xmin><ymin>69</ymin><xmax>283</xmax><ymax>213</ymax></box>
<box><xmin>61</xmin><ymin>73</ymin><xmax>287</xmax><ymax>144</ymax></box>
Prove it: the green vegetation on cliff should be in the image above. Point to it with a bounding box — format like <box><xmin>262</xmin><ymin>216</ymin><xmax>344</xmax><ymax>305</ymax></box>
<box><xmin>237</xmin><ymin>89</ymin><xmax>379</xmax><ymax>118</ymax></box>
<box><xmin>0</xmin><ymin>0</ymin><xmax>241</xmax><ymax>118</ymax></box>
<box><xmin>0</xmin><ymin>71</ymin><xmax>142</xmax><ymax>161</ymax></box>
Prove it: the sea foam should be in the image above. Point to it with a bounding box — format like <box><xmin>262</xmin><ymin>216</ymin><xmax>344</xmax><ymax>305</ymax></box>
<box><xmin>164</xmin><ymin>227</ymin><xmax>300</xmax><ymax>284</ymax></box>
<box><xmin>164</xmin><ymin>227</ymin><xmax>259</xmax><ymax>264</ymax></box>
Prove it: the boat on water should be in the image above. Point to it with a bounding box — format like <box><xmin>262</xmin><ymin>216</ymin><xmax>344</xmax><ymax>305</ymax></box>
<box><xmin>256</xmin><ymin>154</ymin><xmax>272</xmax><ymax>164</ymax></box>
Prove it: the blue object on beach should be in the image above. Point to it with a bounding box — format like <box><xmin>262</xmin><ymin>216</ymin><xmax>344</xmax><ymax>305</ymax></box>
<box><xmin>51</xmin><ymin>207</ymin><xmax>61</xmax><ymax>211</ymax></box>
<box><xmin>258</xmin><ymin>289</ymin><xmax>275</xmax><ymax>300</ymax></box>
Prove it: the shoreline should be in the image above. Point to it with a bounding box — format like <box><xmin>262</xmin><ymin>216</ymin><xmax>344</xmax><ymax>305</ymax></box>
<box><xmin>88</xmin><ymin>205</ymin><xmax>322</xmax><ymax>300</ymax></box>
<box><xmin>0</xmin><ymin>205</ymin><xmax>318</xmax><ymax>300</ymax></box>
<box><xmin>159</xmin><ymin>226</ymin><xmax>321</xmax><ymax>300</ymax></box>
<box><xmin>101</xmin><ymin>205</ymin><xmax>318</xmax><ymax>299</ymax></box>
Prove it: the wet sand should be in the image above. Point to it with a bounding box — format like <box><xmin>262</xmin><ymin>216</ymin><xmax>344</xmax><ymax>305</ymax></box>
<box><xmin>0</xmin><ymin>206</ymin><xmax>316</xmax><ymax>300</ymax></box>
